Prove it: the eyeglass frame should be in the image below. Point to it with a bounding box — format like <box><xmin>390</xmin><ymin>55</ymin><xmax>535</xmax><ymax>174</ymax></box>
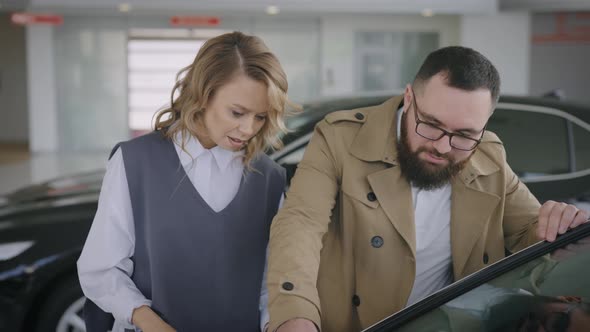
<box><xmin>410</xmin><ymin>87</ymin><xmax>487</xmax><ymax>151</ymax></box>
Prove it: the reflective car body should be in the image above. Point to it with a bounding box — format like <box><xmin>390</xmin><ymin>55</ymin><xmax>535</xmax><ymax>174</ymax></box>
<box><xmin>0</xmin><ymin>94</ymin><xmax>589</xmax><ymax>331</ymax></box>
<box><xmin>364</xmin><ymin>222</ymin><xmax>590</xmax><ymax>332</ymax></box>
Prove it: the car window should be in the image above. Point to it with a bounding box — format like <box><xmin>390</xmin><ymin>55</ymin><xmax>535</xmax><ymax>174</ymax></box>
<box><xmin>365</xmin><ymin>224</ymin><xmax>590</xmax><ymax>332</ymax></box>
<box><xmin>573</xmin><ymin>124</ymin><xmax>590</xmax><ymax>171</ymax></box>
<box><xmin>487</xmin><ymin>108</ymin><xmax>570</xmax><ymax>177</ymax></box>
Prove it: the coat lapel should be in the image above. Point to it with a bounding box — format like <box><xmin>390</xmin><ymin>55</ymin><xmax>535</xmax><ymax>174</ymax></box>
<box><xmin>450</xmin><ymin>147</ymin><xmax>501</xmax><ymax>280</ymax></box>
<box><xmin>353</xmin><ymin>96</ymin><xmax>417</xmax><ymax>255</ymax></box>
<box><xmin>367</xmin><ymin>167</ymin><xmax>416</xmax><ymax>257</ymax></box>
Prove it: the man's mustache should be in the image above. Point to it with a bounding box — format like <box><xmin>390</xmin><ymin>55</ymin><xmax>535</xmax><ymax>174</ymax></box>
<box><xmin>415</xmin><ymin>147</ymin><xmax>452</xmax><ymax>162</ymax></box>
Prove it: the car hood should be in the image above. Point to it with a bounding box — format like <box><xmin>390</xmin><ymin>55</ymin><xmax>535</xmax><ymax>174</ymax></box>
<box><xmin>0</xmin><ymin>170</ymin><xmax>103</xmax><ymax>218</ymax></box>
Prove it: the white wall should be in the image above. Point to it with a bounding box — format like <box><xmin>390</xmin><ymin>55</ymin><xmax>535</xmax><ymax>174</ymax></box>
<box><xmin>529</xmin><ymin>13</ymin><xmax>590</xmax><ymax>104</ymax></box>
<box><xmin>320</xmin><ymin>14</ymin><xmax>461</xmax><ymax>96</ymax></box>
<box><xmin>0</xmin><ymin>14</ymin><xmax>29</xmax><ymax>143</ymax></box>
<box><xmin>25</xmin><ymin>13</ymin><xmax>464</xmax><ymax>152</ymax></box>
<box><xmin>27</xmin><ymin>25</ymin><xmax>59</xmax><ymax>152</ymax></box>
<box><xmin>461</xmin><ymin>12</ymin><xmax>531</xmax><ymax>95</ymax></box>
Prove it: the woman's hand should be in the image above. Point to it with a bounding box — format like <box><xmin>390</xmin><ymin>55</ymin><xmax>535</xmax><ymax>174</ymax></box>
<box><xmin>132</xmin><ymin>305</ymin><xmax>176</xmax><ymax>332</ymax></box>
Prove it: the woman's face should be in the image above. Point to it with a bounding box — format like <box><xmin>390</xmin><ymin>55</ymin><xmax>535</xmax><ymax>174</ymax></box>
<box><xmin>199</xmin><ymin>74</ymin><xmax>270</xmax><ymax>151</ymax></box>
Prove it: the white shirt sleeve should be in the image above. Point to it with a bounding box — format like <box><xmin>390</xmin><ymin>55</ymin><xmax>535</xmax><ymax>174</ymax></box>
<box><xmin>77</xmin><ymin>148</ymin><xmax>151</xmax><ymax>329</ymax></box>
<box><xmin>259</xmin><ymin>194</ymin><xmax>285</xmax><ymax>332</ymax></box>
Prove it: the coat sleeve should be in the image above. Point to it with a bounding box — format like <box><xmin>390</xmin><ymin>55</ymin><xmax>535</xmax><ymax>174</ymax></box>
<box><xmin>267</xmin><ymin>120</ymin><xmax>342</xmax><ymax>332</ymax></box>
<box><xmin>501</xmin><ymin>148</ymin><xmax>542</xmax><ymax>254</ymax></box>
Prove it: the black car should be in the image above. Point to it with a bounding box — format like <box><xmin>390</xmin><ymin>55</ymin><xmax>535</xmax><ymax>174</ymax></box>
<box><xmin>1</xmin><ymin>95</ymin><xmax>589</xmax><ymax>332</ymax></box>
<box><xmin>273</xmin><ymin>94</ymin><xmax>590</xmax><ymax>204</ymax></box>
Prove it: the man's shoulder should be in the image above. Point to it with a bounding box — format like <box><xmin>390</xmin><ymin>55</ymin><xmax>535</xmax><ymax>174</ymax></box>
<box><xmin>471</xmin><ymin>130</ymin><xmax>507</xmax><ymax>171</ymax></box>
<box><xmin>478</xmin><ymin>130</ymin><xmax>504</xmax><ymax>156</ymax></box>
<box><xmin>324</xmin><ymin>109</ymin><xmax>368</xmax><ymax>125</ymax></box>
<box><xmin>253</xmin><ymin>153</ymin><xmax>285</xmax><ymax>175</ymax></box>
<box><xmin>481</xmin><ymin>130</ymin><xmax>502</xmax><ymax>145</ymax></box>
<box><xmin>322</xmin><ymin>96</ymin><xmax>401</xmax><ymax>127</ymax></box>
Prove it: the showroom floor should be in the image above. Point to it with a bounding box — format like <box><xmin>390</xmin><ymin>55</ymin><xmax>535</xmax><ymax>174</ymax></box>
<box><xmin>0</xmin><ymin>143</ymin><xmax>108</xmax><ymax>195</ymax></box>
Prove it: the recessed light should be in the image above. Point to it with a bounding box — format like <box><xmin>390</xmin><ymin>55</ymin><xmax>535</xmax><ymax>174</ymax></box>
<box><xmin>119</xmin><ymin>3</ymin><xmax>131</xmax><ymax>12</ymax></box>
<box><xmin>266</xmin><ymin>5</ymin><xmax>280</xmax><ymax>15</ymax></box>
<box><xmin>421</xmin><ymin>8</ymin><xmax>434</xmax><ymax>17</ymax></box>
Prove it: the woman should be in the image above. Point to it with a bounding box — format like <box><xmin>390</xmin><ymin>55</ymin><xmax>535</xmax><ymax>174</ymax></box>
<box><xmin>77</xmin><ymin>31</ymin><xmax>296</xmax><ymax>332</ymax></box>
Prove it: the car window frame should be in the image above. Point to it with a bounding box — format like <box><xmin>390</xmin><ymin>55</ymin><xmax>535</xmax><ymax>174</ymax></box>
<box><xmin>495</xmin><ymin>102</ymin><xmax>590</xmax><ymax>182</ymax></box>
<box><xmin>363</xmin><ymin>222</ymin><xmax>590</xmax><ymax>332</ymax></box>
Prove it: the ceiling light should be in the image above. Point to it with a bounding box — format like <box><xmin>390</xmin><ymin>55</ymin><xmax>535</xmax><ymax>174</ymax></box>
<box><xmin>266</xmin><ymin>5</ymin><xmax>280</xmax><ymax>15</ymax></box>
<box><xmin>421</xmin><ymin>8</ymin><xmax>434</xmax><ymax>17</ymax></box>
<box><xmin>119</xmin><ymin>3</ymin><xmax>131</xmax><ymax>12</ymax></box>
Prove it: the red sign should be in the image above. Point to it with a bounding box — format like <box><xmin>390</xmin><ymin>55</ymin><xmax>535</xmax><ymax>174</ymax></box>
<box><xmin>11</xmin><ymin>13</ymin><xmax>64</xmax><ymax>26</ymax></box>
<box><xmin>170</xmin><ymin>16</ymin><xmax>220</xmax><ymax>27</ymax></box>
<box><xmin>533</xmin><ymin>13</ymin><xmax>590</xmax><ymax>44</ymax></box>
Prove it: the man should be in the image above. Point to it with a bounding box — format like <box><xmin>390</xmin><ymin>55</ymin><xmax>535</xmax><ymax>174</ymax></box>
<box><xmin>266</xmin><ymin>46</ymin><xmax>589</xmax><ymax>332</ymax></box>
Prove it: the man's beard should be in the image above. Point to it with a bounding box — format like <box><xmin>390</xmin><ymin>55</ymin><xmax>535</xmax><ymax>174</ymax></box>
<box><xmin>396</xmin><ymin>113</ymin><xmax>472</xmax><ymax>190</ymax></box>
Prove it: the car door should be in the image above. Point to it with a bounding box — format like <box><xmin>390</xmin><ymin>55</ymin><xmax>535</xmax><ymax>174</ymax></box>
<box><xmin>488</xmin><ymin>101</ymin><xmax>590</xmax><ymax>204</ymax></box>
<box><xmin>363</xmin><ymin>222</ymin><xmax>590</xmax><ymax>332</ymax></box>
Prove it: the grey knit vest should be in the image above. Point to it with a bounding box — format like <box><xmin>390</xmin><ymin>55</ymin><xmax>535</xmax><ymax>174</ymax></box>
<box><xmin>117</xmin><ymin>131</ymin><xmax>285</xmax><ymax>331</ymax></box>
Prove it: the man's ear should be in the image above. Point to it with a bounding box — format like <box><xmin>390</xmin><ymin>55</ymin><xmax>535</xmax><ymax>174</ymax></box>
<box><xmin>403</xmin><ymin>84</ymin><xmax>413</xmax><ymax>114</ymax></box>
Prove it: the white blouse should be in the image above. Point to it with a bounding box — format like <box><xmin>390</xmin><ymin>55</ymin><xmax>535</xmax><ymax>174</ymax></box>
<box><xmin>77</xmin><ymin>133</ymin><xmax>277</xmax><ymax>331</ymax></box>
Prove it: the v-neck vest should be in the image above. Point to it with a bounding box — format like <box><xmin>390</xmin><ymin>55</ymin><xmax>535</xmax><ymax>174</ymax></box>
<box><xmin>119</xmin><ymin>131</ymin><xmax>284</xmax><ymax>331</ymax></box>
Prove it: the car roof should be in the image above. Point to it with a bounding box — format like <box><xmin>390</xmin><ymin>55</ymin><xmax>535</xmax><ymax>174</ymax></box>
<box><xmin>286</xmin><ymin>94</ymin><xmax>590</xmax><ymax>133</ymax></box>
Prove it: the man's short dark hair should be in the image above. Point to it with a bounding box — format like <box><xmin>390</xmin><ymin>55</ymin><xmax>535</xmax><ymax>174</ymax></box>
<box><xmin>413</xmin><ymin>46</ymin><xmax>501</xmax><ymax>105</ymax></box>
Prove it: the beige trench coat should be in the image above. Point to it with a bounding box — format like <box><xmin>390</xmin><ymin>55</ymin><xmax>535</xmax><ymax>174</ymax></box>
<box><xmin>267</xmin><ymin>96</ymin><xmax>541</xmax><ymax>332</ymax></box>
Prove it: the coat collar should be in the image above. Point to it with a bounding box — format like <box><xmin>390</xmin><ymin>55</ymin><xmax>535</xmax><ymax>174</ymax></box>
<box><xmin>351</xmin><ymin>95</ymin><xmax>500</xmax><ymax>182</ymax></box>
<box><xmin>358</xmin><ymin>96</ymin><xmax>503</xmax><ymax>272</ymax></box>
<box><xmin>350</xmin><ymin>96</ymin><xmax>402</xmax><ymax>166</ymax></box>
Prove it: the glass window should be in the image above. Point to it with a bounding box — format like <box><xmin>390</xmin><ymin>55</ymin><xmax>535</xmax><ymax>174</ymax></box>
<box><xmin>574</xmin><ymin>124</ymin><xmax>590</xmax><ymax>171</ymax></box>
<box><xmin>376</xmin><ymin>230</ymin><xmax>590</xmax><ymax>332</ymax></box>
<box><xmin>54</xmin><ymin>18</ymin><xmax>130</xmax><ymax>151</ymax></box>
<box><xmin>127</xmin><ymin>39</ymin><xmax>205</xmax><ymax>137</ymax></box>
<box><xmin>355</xmin><ymin>32</ymin><xmax>438</xmax><ymax>93</ymax></box>
<box><xmin>487</xmin><ymin>109</ymin><xmax>570</xmax><ymax>177</ymax></box>
<box><xmin>358</xmin><ymin>31</ymin><xmax>387</xmax><ymax>47</ymax></box>
<box><xmin>253</xmin><ymin>19</ymin><xmax>321</xmax><ymax>104</ymax></box>
<box><xmin>360</xmin><ymin>52</ymin><xmax>392</xmax><ymax>91</ymax></box>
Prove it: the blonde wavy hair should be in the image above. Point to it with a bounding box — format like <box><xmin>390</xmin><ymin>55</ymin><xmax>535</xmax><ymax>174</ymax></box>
<box><xmin>154</xmin><ymin>31</ymin><xmax>299</xmax><ymax>166</ymax></box>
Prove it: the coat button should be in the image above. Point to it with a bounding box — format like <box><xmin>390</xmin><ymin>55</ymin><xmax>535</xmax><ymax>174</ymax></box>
<box><xmin>355</xmin><ymin>112</ymin><xmax>365</xmax><ymax>120</ymax></box>
<box><xmin>352</xmin><ymin>295</ymin><xmax>361</xmax><ymax>307</ymax></box>
<box><xmin>367</xmin><ymin>192</ymin><xmax>377</xmax><ymax>202</ymax></box>
<box><xmin>371</xmin><ymin>236</ymin><xmax>383</xmax><ymax>248</ymax></box>
<box><xmin>483</xmin><ymin>252</ymin><xmax>489</xmax><ymax>264</ymax></box>
<box><xmin>282</xmin><ymin>282</ymin><xmax>294</xmax><ymax>291</ymax></box>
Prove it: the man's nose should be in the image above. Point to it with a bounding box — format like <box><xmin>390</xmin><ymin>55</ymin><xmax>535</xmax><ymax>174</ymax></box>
<box><xmin>432</xmin><ymin>134</ymin><xmax>452</xmax><ymax>155</ymax></box>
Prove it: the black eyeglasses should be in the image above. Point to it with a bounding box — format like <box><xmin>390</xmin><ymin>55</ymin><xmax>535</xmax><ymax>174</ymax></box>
<box><xmin>410</xmin><ymin>89</ymin><xmax>485</xmax><ymax>151</ymax></box>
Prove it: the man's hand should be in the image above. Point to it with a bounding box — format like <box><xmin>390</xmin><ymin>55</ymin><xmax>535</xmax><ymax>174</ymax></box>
<box><xmin>132</xmin><ymin>305</ymin><xmax>176</xmax><ymax>332</ymax></box>
<box><xmin>276</xmin><ymin>318</ymin><xmax>318</xmax><ymax>332</ymax></box>
<box><xmin>537</xmin><ymin>201</ymin><xmax>589</xmax><ymax>242</ymax></box>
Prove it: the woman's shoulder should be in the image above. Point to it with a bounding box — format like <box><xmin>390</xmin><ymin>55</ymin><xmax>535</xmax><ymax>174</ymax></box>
<box><xmin>251</xmin><ymin>153</ymin><xmax>285</xmax><ymax>178</ymax></box>
<box><xmin>108</xmin><ymin>131</ymin><xmax>171</xmax><ymax>162</ymax></box>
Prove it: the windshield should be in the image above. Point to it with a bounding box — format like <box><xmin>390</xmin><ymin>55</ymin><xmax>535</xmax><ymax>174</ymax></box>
<box><xmin>366</xmin><ymin>223</ymin><xmax>590</xmax><ymax>332</ymax></box>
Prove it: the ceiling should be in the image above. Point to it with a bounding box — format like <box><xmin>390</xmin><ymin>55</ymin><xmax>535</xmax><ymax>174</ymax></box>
<box><xmin>5</xmin><ymin>0</ymin><xmax>498</xmax><ymax>15</ymax></box>
<box><xmin>1</xmin><ymin>0</ymin><xmax>589</xmax><ymax>16</ymax></box>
